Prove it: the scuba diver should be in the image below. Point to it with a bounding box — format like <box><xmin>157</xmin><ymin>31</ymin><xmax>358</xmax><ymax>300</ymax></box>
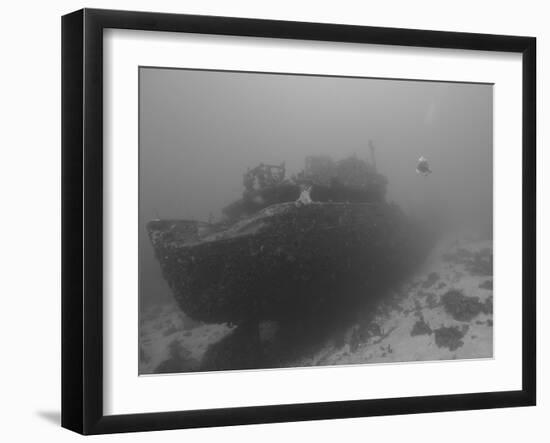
<box><xmin>416</xmin><ymin>156</ymin><xmax>432</xmax><ymax>176</ymax></box>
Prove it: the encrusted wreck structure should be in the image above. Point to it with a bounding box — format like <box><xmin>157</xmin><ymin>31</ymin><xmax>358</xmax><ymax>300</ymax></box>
<box><xmin>222</xmin><ymin>154</ymin><xmax>388</xmax><ymax>219</ymax></box>
<box><xmin>147</xmin><ymin>152</ymin><xmax>433</xmax><ymax>370</ymax></box>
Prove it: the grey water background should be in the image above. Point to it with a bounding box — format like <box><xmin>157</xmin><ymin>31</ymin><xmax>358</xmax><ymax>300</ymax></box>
<box><xmin>139</xmin><ymin>67</ymin><xmax>492</xmax><ymax>309</ymax></box>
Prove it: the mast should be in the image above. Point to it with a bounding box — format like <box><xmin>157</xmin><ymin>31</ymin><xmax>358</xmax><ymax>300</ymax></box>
<box><xmin>368</xmin><ymin>139</ymin><xmax>377</xmax><ymax>171</ymax></box>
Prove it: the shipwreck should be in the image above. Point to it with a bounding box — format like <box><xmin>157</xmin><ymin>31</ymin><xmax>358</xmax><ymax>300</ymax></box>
<box><xmin>147</xmin><ymin>149</ymin><xmax>433</xmax><ymax>370</ymax></box>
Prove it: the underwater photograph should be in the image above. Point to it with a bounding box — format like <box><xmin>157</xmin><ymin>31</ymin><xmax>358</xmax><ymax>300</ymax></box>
<box><xmin>138</xmin><ymin>67</ymin><xmax>493</xmax><ymax>375</ymax></box>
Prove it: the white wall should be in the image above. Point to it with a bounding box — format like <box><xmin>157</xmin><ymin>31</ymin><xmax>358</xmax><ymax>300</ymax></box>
<box><xmin>0</xmin><ymin>0</ymin><xmax>545</xmax><ymax>441</ymax></box>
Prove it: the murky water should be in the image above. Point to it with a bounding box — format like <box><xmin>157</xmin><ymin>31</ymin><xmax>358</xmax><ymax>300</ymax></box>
<box><xmin>139</xmin><ymin>68</ymin><xmax>493</xmax><ymax>374</ymax></box>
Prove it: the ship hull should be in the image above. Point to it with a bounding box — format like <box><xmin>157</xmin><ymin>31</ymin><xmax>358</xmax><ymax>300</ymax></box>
<box><xmin>147</xmin><ymin>202</ymin><xmax>429</xmax><ymax>325</ymax></box>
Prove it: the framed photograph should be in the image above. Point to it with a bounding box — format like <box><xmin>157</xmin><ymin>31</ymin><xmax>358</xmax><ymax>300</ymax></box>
<box><xmin>62</xmin><ymin>8</ymin><xmax>536</xmax><ymax>435</ymax></box>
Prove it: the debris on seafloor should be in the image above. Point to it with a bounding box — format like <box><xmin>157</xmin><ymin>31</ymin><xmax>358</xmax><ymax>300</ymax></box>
<box><xmin>424</xmin><ymin>292</ymin><xmax>439</xmax><ymax>309</ymax></box>
<box><xmin>440</xmin><ymin>289</ymin><xmax>491</xmax><ymax>322</ymax></box>
<box><xmin>434</xmin><ymin>325</ymin><xmax>469</xmax><ymax>351</ymax></box>
<box><xmin>410</xmin><ymin>316</ymin><xmax>433</xmax><ymax>336</ymax></box>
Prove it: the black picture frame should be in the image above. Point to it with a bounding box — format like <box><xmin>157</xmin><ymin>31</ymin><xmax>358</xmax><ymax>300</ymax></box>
<box><xmin>62</xmin><ymin>8</ymin><xmax>536</xmax><ymax>435</ymax></box>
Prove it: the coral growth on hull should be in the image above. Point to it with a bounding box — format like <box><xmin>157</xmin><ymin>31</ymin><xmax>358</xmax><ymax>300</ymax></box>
<box><xmin>147</xmin><ymin>202</ymin><xmax>431</xmax><ymax>327</ymax></box>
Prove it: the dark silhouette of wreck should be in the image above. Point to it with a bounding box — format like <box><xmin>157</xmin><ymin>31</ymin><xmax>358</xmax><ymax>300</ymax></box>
<box><xmin>147</xmin><ymin>151</ymin><xmax>432</xmax><ymax>371</ymax></box>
